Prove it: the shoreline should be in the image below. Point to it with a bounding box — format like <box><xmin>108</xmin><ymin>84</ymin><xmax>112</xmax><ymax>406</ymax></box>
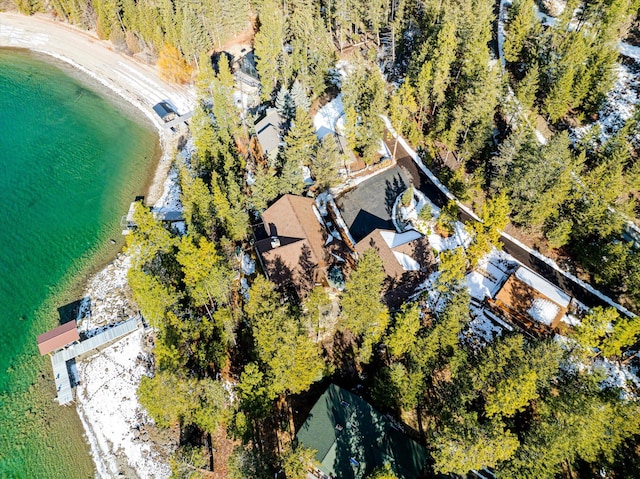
<box><xmin>0</xmin><ymin>11</ymin><xmax>196</xmax><ymax>204</ymax></box>
<box><xmin>1</xmin><ymin>12</ymin><xmax>193</xmax><ymax>478</ymax></box>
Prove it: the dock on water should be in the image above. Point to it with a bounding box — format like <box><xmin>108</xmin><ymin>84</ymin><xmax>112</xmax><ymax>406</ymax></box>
<box><xmin>37</xmin><ymin>317</ymin><xmax>142</xmax><ymax>405</ymax></box>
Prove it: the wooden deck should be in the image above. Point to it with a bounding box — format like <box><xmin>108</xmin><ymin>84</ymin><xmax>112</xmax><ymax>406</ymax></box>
<box><xmin>164</xmin><ymin>110</ymin><xmax>193</xmax><ymax>129</ymax></box>
<box><xmin>50</xmin><ymin>317</ymin><xmax>142</xmax><ymax>405</ymax></box>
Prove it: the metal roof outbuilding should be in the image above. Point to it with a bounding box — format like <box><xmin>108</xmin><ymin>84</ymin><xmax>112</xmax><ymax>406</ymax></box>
<box><xmin>37</xmin><ymin>321</ymin><xmax>79</xmax><ymax>356</ymax></box>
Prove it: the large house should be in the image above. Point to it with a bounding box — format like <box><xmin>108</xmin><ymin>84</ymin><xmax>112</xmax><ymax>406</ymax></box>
<box><xmin>254</xmin><ymin>195</ymin><xmax>348</xmax><ymax>296</ymax></box>
<box><xmin>296</xmin><ymin>384</ymin><xmax>427</xmax><ymax>479</ymax></box>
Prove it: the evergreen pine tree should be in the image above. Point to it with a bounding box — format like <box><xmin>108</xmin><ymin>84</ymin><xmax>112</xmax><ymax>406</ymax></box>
<box><xmin>254</xmin><ymin>0</ymin><xmax>286</xmax><ymax>100</ymax></box>
<box><xmin>312</xmin><ymin>134</ymin><xmax>342</xmax><ymax>191</ymax></box>
<box><xmin>290</xmin><ymin>79</ymin><xmax>311</xmax><ymax>111</ymax></box>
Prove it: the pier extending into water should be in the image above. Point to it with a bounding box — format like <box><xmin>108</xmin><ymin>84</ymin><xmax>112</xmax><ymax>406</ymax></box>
<box><xmin>49</xmin><ymin>317</ymin><xmax>142</xmax><ymax>405</ymax></box>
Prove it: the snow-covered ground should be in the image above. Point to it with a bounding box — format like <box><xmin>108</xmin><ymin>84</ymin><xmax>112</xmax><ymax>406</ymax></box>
<box><xmin>74</xmin><ymin>158</ymin><xmax>184</xmax><ymax>477</ymax></box>
<box><xmin>462</xmin><ymin>308</ymin><xmax>504</xmax><ymax>350</ymax></box>
<box><xmin>620</xmin><ymin>42</ymin><xmax>640</xmax><ymax>63</ymax></box>
<box><xmin>76</xmin><ymin>329</ymin><xmax>172</xmax><ymax>479</ymax></box>
<box><xmin>596</xmin><ymin>357</ymin><xmax>640</xmax><ymax>398</ymax></box>
<box><xmin>76</xmin><ymin>255</ymin><xmax>134</xmax><ymax>333</ymax></box>
<box><xmin>497</xmin><ymin>0</ymin><xmax>512</xmax><ymax>70</ymax></box>
<box><xmin>573</xmin><ymin>63</ymin><xmax>639</xmax><ymax>145</ymax></box>
<box><xmin>72</xmin><ymin>249</ymin><xmax>172</xmax><ymax>478</ymax></box>
<box><xmin>314</xmin><ymin>95</ymin><xmax>345</xmax><ymax>140</ymax></box>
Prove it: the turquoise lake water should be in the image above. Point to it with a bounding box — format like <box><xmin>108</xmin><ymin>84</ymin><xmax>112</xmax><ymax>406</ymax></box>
<box><xmin>0</xmin><ymin>48</ymin><xmax>159</xmax><ymax>476</ymax></box>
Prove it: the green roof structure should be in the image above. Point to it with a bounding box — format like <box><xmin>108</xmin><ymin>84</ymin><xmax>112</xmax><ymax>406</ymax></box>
<box><xmin>295</xmin><ymin>384</ymin><xmax>427</xmax><ymax>479</ymax></box>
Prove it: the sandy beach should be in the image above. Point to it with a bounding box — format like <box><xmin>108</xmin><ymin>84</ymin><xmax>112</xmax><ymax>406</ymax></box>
<box><xmin>0</xmin><ymin>12</ymin><xmax>194</xmax><ymax>478</ymax></box>
<box><xmin>0</xmin><ymin>11</ymin><xmax>195</xmax><ymax>204</ymax></box>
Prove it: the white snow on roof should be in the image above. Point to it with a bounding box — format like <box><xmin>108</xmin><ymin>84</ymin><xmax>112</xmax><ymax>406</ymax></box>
<box><xmin>528</xmin><ymin>298</ymin><xmax>560</xmax><ymax>326</ymax></box>
<box><xmin>466</xmin><ymin>272</ymin><xmax>495</xmax><ymax>301</ymax></box>
<box><xmin>393</xmin><ymin>251</ymin><xmax>421</xmax><ymax>271</ymax></box>
<box><xmin>312</xmin><ymin>204</ymin><xmax>326</xmax><ymax>228</ymax></box>
<box><xmin>313</xmin><ymin>95</ymin><xmax>344</xmax><ymax>140</ymax></box>
<box><xmin>515</xmin><ymin>267</ymin><xmax>571</xmax><ymax>307</ymax></box>
<box><xmin>380</xmin><ymin>229</ymin><xmax>423</xmax><ymax>249</ymax></box>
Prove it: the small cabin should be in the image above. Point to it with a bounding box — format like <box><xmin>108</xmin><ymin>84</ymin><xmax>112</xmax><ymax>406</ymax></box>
<box><xmin>254</xmin><ymin>108</ymin><xmax>284</xmax><ymax>160</ymax></box>
<box><xmin>489</xmin><ymin>266</ymin><xmax>572</xmax><ymax>336</ymax></box>
<box><xmin>152</xmin><ymin>101</ymin><xmax>178</xmax><ymax>123</ymax></box>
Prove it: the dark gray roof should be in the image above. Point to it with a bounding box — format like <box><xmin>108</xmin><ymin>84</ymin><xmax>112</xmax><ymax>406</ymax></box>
<box><xmin>152</xmin><ymin>101</ymin><xmax>175</xmax><ymax>120</ymax></box>
<box><xmin>255</xmin><ymin>108</ymin><xmax>283</xmax><ymax>155</ymax></box>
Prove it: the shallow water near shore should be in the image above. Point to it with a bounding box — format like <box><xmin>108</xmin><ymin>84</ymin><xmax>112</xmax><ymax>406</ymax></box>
<box><xmin>0</xmin><ymin>48</ymin><xmax>159</xmax><ymax>477</ymax></box>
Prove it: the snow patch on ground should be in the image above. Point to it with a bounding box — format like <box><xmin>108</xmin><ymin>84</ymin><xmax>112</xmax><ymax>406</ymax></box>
<box><xmin>153</xmin><ymin>167</ymin><xmax>182</xmax><ymax>212</ymax></box>
<box><xmin>462</xmin><ymin>307</ymin><xmax>504</xmax><ymax>350</ymax></box>
<box><xmin>428</xmin><ymin>221</ymin><xmax>473</xmax><ymax>253</ymax></box>
<box><xmin>76</xmin><ymin>329</ymin><xmax>171</xmax><ymax>479</ymax></box>
<box><xmin>573</xmin><ymin>64</ymin><xmax>639</xmax><ymax>145</ymax></box>
<box><xmin>535</xmin><ymin>129</ymin><xmax>549</xmax><ymax>145</ymax></box>
<box><xmin>73</xmin><ymin>253</ymin><xmax>172</xmax><ymax>478</ymax></box>
<box><xmin>620</xmin><ymin>42</ymin><xmax>640</xmax><ymax>63</ymax></box>
<box><xmin>595</xmin><ymin>358</ymin><xmax>640</xmax><ymax>398</ymax></box>
<box><xmin>497</xmin><ymin>0</ymin><xmax>512</xmax><ymax>70</ymax></box>
<box><xmin>536</xmin><ymin>8</ymin><xmax>557</xmax><ymax>27</ymax></box>
<box><xmin>465</xmin><ymin>272</ymin><xmax>494</xmax><ymax>301</ymax></box>
<box><xmin>314</xmin><ymin>95</ymin><xmax>344</xmax><ymax>140</ymax></box>
<box><xmin>76</xmin><ymin>255</ymin><xmax>134</xmax><ymax>332</ymax></box>
<box><xmin>542</xmin><ymin>0</ymin><xmax>566</xmax><ymax>16</ymax></box>
<box><xmin>241</xmin><ymin>253</ymin><xmax>256</xmax><ymax>275</ymax></box>
<box><xmin>561</xmin><ymin>313</ymin><xmax>582</xmax><ymax>327</ymax></box>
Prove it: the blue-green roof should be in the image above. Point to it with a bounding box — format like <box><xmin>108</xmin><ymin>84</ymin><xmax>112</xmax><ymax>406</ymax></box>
<box><xmin>296</xmin><ymin>384</ymin><xmax>427</xmax><ymax>479</ymax></box>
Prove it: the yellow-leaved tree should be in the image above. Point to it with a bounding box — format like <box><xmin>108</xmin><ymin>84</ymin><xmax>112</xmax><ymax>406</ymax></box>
<box><xmin>157</xmin><ymin>44</ymin><xmax>193</xmax><ymax>84</ymax></box>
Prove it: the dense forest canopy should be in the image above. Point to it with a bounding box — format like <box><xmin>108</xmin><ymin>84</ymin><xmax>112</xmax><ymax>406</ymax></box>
<box><xmin>6</xmin><ymin>0</ymin><xmax>640</xmax><ymax>476</ymax></box>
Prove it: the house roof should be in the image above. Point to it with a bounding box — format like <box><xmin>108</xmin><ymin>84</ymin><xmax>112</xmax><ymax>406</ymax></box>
<box><xmin>256</xmin><ymin>195</ymin><xmax>328</xmax><ymax>292</ymax></box>
<box><xmin>37</xmin><ymin>321</ymin><xmax>79</xmax><ymax>355</ymax></box>
<box><xmin>255</xmin><ymin>108</ymin><xmax>283</xmax><ymax>155</ymax></box>
<box><xmin>495</xmin><ymin>266</ymin><xmax>570</xmax><ymax>329</ymax></box>
<box><xmin>296</xmin><ymin>384</ymin><xmax>427</xmax><ymax>479</ymax></box>
<box><xmin>355</xmin><ymin>229</ymin><xmax>429</xmax><ymax>279</ymax></box>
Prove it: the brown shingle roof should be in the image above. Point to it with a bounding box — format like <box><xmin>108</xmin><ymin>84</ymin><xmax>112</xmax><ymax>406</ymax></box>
<box><xmin>495</xmin><ymin>273</ymin><xmax>569</xmax><ymax>329</ymax></box>
<box><xmin>256</xmin><ymin>195</ymin><xmax>328</xmax><ymax>293</ymax></box>
<box><xmin>37</xmin><ymin>321</ymin><xmax>79</xmax><ymax>355</ymax></box>
<box><xmin>355</xmin><ymin>229</ymin><xmax>430</xmax><ymax>279</ymax></box>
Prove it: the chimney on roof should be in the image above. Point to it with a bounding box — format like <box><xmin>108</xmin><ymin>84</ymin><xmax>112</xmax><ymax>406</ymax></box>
<box><xmin>270</xmin><ymin>236</ymin><xmax>281</xmax><ymax>249</ymax></box>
